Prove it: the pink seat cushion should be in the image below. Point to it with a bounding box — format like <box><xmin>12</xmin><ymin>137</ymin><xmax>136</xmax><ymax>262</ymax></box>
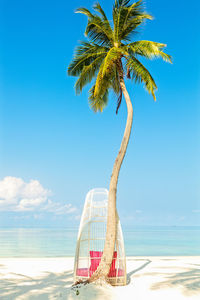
<box><xmin>90</xmin><ymin>251</ymin><xmax>118</xmax><ymax>277</ymax></box>
<box><xmin>76</xmin><ymin>268</ymin><xmax>91</xmax><ymax>277</ymax></box>
<box><xmin>117</xmin><ymin>268</ymin><xmax>124</xmax><ymax>277</ymax></box>
<box><xmin>90</xmin><ymin>251</ymin><xmax>103</xmax><ymax>271</ymax></box>
<box><xmin>76</xmin><ymin>252</ymin><xmax>124</xmax><ymax>278</ymax></box>
<box><xmin>108</xmin><ymin>251</ymin><xmax>117</xmax><ymax>277</ymax></box>
<box><xmin>76</xmin><ymin>267</ymin><xmax>124</xmax><ymax>278</ymax></box>
<box><xmin>108</xmin><ymin>268</ymin><xmax>124</xmax><ymax>277</ymax></box>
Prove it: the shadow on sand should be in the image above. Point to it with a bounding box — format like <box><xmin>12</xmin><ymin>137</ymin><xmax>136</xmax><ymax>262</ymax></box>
<box><xmin>151</xmin><ymin>267</ymin><xmax>200</xmax><ymax>296</ymax></box>
<box><xmin>127</xmin><ymin>259</ymin><xmax>151</xmax><ymax>284</ymax></box>
<box><xmin>0</xmin><ymin>267</ymin><xmax>73</xmax><ymax>299</ymax></box>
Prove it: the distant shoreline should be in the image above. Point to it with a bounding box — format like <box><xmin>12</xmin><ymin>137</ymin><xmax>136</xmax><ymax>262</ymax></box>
<box><xmin>0</xmin><ymin>226</ymin><xmax>199</xmax><ymax>257</ymax></box>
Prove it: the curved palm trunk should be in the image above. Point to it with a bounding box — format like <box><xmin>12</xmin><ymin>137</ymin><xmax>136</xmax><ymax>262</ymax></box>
<box><xmin>88</xmin><ymin>66</ymin><xmax>133</xmax><ymax>284</ymax></box>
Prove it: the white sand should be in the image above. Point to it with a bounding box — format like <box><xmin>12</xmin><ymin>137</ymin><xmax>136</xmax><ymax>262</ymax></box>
<box><xmin>0</xmin><ymin>256</ymin><xmax>199</xmax><ymax>299</ymax></box>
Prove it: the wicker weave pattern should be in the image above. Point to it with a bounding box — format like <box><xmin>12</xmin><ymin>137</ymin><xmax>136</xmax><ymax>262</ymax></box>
<box><xmin>74</xmin><ymin>188</ymin><xmax>127</xmax><ymax>286</ymax></box>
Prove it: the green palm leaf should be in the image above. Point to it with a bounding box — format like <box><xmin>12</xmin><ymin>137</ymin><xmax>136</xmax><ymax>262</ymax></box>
<box><xmin>77</xmin><ymin>7</ymin><xmax>113</xmax><ymax>46</ymax></box>
<box><xmin>75</xmin><ymin>7</ymin><xmax>94</xmax><ymax>18</ymax></box>
<box><xmin>89</xmin><ymin>84</ymin><xmax>109</xmax><ymax>112</ymax></box>
<box><xmin>113</xmin><ymin>0</ymin><xmax>153</xmax><ymax>43</ymax></box>
<box><xmin>68</xmin><ymin>0</ymin><xmax>172</xmax><ymax>112</ymax></box>
<box><xmin>85</xmin><ymin>16</ymin><xmax>113</xmax><ymax>46</ymax></box>
<box><xmin>68</xmin><ymin>42</ymin><xmax>108</xmax><ymax>76</ymax></box>
<box><xmin>126</xmin><ymin>56</ymin><xmax>157</xmax><ymax>100</ymax></box>
<box><xmin>126</xmin><ymin>40</ymin><xmax>172</xmax><ymax>62</ymax></box>
<box><xmin>93</xmin><ymin>2</ymin><xmax>110</xmax><ymax>23</ymax></box>
<box><xmin>102</xmin><ymin>47</ymin><xmax>127</xmax><ymax>76</ymax></box>
<box><xmin>75</xmin><ymin>55</ymin><xmax>105</xmax><ymax>94</ymax></box>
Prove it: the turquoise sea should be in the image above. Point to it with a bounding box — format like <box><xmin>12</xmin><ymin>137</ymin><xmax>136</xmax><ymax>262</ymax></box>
<box><xmin>0</xmin><ymin>226</ymin><xmax>199</xmax><ymax>257</ymax></box>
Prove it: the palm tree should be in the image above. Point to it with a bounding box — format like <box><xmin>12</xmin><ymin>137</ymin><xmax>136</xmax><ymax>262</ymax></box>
<box><xmin>68</xmin><ymin>0</ymin><xmax>171</xmax><ymax>284</ymax></box>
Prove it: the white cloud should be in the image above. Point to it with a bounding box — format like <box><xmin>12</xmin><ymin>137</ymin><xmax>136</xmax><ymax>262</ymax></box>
<box><xmin>0</xmin><ymin>176</ymin><xmax>76</xmax><ymax>215</ymax></box>
<box><xmin>0</xmin><ymin>176</ymin><xmax>50</xmax><ymax>211</ymax></box>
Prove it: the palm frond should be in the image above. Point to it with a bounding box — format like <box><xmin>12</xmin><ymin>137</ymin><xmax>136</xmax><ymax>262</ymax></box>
<box><xmin>126</xmin><ymin>56</ymin><xmax>157</xmax><ymax>100</ymax></box>
<box><xmin>111</xmin><ymin>65</ymin><xmax>120</xmax><ymax>95</ymax></box>
<box><xmin>68</xmin><ymin>42</ymin><xmax>108</xmax><ymax>76</ymax></box>
<box><xmin>93</xmin><ymin>2</ymin><xmax>109</xmax><ymax>21</ymax></box>
<box><xmin>98</xmin><ymin>61</ymin><xmax>122</xmax><ymax>113</ymax></box>
<box><xmin>75</xmin><ymin>55</ymin><xmax>105</xmax><ymax>94</ymax></box>
<box><xmin>89</xmin><ymin>84</ymin><xmax>109</xmax><ymax>112</ymax></box>
<box><xmin>116</xmin><ymin>87</ymin><xmax>122</xmax><ymax>114</ymax></box>
<box><xmin>114</xmin><ymin>0</ymin><xmax>131</xmax><ymax>9</ymax></box>
<box><xmin>120</xmin><ymin>13</ymin><xmax>153</xmax><ymax>41</ymax></box>
<box><xmin>77</xmin><ymin>6</ymin><xmax>113</xmax><ymax>46</ymax></box>
<box><xmin>94</xmin><ymin>47</ymin><xmax>126</xmax><ymax>98</ymax></box>
<box><xmin>113</xmin><ymin>0</ymin><xmax>152</xmax><ymax>43</ymax></box>
<box><xmin>102</xmin><ymin>47</ymin><xmax>127</xmax><ymax>76</ymax></box>
<box><xmin>75</xmin><ymin>7</ymin><xmax>94</xmax><ymax>18</ymax></box>
<box><xmin>126</xmin><ymin>40</ymin><xmax>172</xmax><ymax>62</ymax></box>
<box><xmin>94</xmin><ymin>62</ymin><xmax>104</xmax><ymax>97</ymax></box>
<box><xmin>68</xmin><ymin>0</ymin><xmax>172</xmax><ymax>109</ymax></box>
<box><xmin>85</xmin><ymin>16</ymin><xmax>113</xmax><ymax>46</ymax></box>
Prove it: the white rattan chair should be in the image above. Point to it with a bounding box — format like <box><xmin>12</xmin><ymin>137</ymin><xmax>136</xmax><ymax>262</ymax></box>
<box><xmin>74</xmin><ymin>188</ymin><xmax>126</xmax><ymax>286</ymax></box>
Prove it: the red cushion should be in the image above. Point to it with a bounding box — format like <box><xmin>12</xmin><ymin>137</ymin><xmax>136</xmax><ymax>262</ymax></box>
<box><xmin>107</xmin><ymin>268</ymin><xmax>124</xmax><ymax>277</ymax></box>
<box><xmin>76</xmin><ymin>267</ymin><xmax>124</xmax><ymax>278</ymax></box>
<box><xmin>90</xmin><ymin>251</ymin><xmax>103</xmax><ymax>271</ymax></box>
<box><xmin>117</xmin><ymin>268</ymin><xmax>124</xmax><ymax>277</ymax></box>
<box><xmin>108</xmin><ymin>251</ymin><xmax>117</xmax><ymax>276</ymax></box>
<box><xmin>76</xmin><ymin>268</ymin><xmax>91</xmax><ymax>277</ymax></box>
<box><xmin>89</xmin><ymin>251</ymin><xmax>117</xmax><ymax>276</ymax></box>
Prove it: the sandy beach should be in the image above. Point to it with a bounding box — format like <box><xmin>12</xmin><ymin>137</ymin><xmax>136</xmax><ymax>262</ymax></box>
<box><xmin>0</xmin><ymin>256</ymin><xmax>199</xmax><ymax>299</ymax></box>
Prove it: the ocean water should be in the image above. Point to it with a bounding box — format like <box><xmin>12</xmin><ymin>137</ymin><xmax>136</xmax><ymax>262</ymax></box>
<box><xmin>0</xmin><ymin>226</ymin><xmax>199</xmax><ymax>257</ymax></box>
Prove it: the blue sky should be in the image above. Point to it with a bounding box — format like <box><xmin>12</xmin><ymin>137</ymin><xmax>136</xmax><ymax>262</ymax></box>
<box><xmin>0</xmin><ymin>0</ymin><xmax>199</xmax><ymax>228</ymax></box>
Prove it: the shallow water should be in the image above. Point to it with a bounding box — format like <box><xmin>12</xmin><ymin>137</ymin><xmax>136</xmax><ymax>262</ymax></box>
<box><xmin>0</xmin><ymin>226</ymin><xmax>199</xmax><ymax>257</ymax></box>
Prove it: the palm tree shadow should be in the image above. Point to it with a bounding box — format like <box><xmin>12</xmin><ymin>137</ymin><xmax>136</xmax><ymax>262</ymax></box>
<box><xmin>0</xmin><ymin>269</ymin><xmax>74</xmax><ymax>299</ymax></box>
<box><xmin>126</xmin><ymin>259</ymin><xmax>151</xmax><ymax>284</ymax></box>
<box><xmin>151</xmin><ymin>268</ymin><xmax>200</xmax><ymax>296</ymax></box>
